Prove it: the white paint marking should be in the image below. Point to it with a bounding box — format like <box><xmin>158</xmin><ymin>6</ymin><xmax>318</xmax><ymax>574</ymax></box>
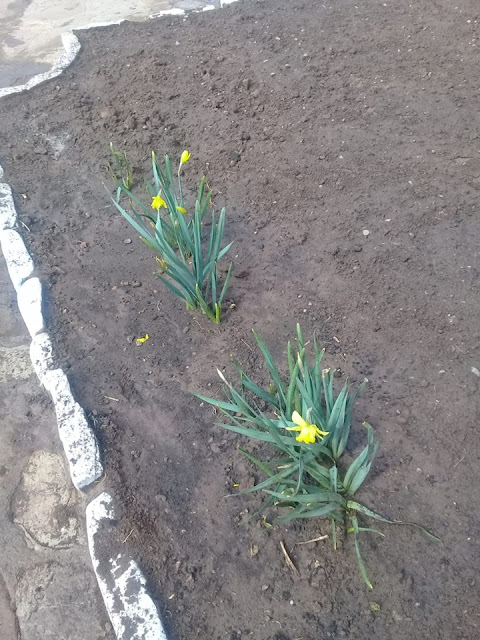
<box><xmin>42</xmin><ymin>369</ymin><xmax>103</xmax><ymax>490</ymax></box>
<box><xmin>86</xmin><ymin>493</ymin><xmax>167</xmax><ymax>640</ymax></box>
<box><xmin>0</xmin><ymin>229</ymin><xmax>35</xmax><ymax>291</ymax></box>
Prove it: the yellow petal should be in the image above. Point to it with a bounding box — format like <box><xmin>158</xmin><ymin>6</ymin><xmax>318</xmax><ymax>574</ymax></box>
<box><xmin>151</xmin><ymin>195</ymin><xmax>166</xmax><ymax>210</ymax></box>
<box><xmin>180</xmin><ymin>150</ymin><xmax>191</xmax><ymax>164</ymax></box>
<box><xmin>176</xmin><ymin>206</ymin><xmax>187</xmax><ymax>214</ymax></box>
<box><xmin>292</xmin><ymin>411</ymin><xmax>307</xmax><ymax>428</ymax></box>
<box><xmin>296</xmin><ymin>429</ymin><xmax>315</xmax><ymax>444</ymax></box>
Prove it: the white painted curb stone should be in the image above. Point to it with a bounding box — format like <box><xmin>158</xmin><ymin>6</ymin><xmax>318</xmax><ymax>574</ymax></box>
<box><xmin>0</xmin><ymin>229</ymin><xmax>35</xmax><ymax>291</ymax></box>
<box><xmin>149</xmin><ymin>8</ymin><xmax>185</xmax><ymax>18</ymax></box>
<box><xmin>87</xmin><ymin>493</ymin><xmax>167</xmax><ymax>640</ymax></box>
<box><xmin>0</xmin><ymin>183</ymin><xmax>17</xmax><ymax>230</ymax></box>
<box><xmin>16</xmin><ymin>277</ymin><xmax>45</xmax><ymax>337</ymax></box>
<box><xmin>43</xmin><ymin>369</ymin><xmax>103</xmax><ymax>490</ymax></box>
<box><xmin>30</xmin><ymin>332</ymin><xmax>55</xmax><ymax>382</ymax></box>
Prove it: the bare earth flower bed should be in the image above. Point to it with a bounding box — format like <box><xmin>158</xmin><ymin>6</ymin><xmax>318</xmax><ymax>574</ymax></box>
<box><xmin>0</xmin><ymin>0</ymin><xmax>479</xmax><ymax>637</ymax></box>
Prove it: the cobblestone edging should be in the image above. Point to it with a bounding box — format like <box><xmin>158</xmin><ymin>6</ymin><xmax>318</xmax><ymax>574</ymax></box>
<box><xmin>0</xmin><ymin>2</ymin><xmax>238</xmax><ymax>638</ymax></box>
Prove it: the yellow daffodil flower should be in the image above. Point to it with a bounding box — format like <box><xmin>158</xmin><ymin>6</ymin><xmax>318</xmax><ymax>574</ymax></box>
<box><xmin>176</xmin><ymin>206</ymin><xmax>187</xmax><ymax>214</ymax></box>
<box><xmin>286</xmin><ymin>410</ymin><xmax>329</xmax><ymax>444</ymax></box>
<box><xmin>136</xmin><ymin>333</ymin><xmax>150</xmax><ymax>345</ymax></box>
<box><xmin>180</xmin><ymin>150</ymin><xmax>191</xmax><ymax>165</ymax></box>
<box><xmin>152</xmin><ymin>194</ymin><xmax>167</xmax><ymax>210</ymax></box>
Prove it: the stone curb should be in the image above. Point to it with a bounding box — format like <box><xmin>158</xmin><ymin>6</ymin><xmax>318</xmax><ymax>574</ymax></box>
<box><xmin>0</xmin><ymin>183</ymin><xmax>18</xmax><ymax>230</ymax></box>
<box><xmin>0</xmin><ymin>228</ymin><xmax>35</xmax><ymax>291</ymax></box>
<box><xmin>43</xmin><ymin>369</ymin><xmax>104</xmax><ymax>490</ymax></box>
<box><xmin>86</xmin><ymin>493</ymin><xmax>168</xmax><ymax>640</ymax></box>
<box><xmin>0</xmin><ymin>2</ymin><xmax>239</xmax><ymax>637</ymax></box>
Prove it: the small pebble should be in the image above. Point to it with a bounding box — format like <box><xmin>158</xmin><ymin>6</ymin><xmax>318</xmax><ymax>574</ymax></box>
<box><xmin>363</xmin><ymin>229</ymin><xmax>370</xmax><ymax>236</ymax></box>
<box><xmin>471</xmin><ymin>367</ymin><xmax>480</xmax><ymax>377</ymax></box>
<box><xmin>124</xmin><ymin>238</ymin><xmax>132</xmax><ymax>244</ymax></box>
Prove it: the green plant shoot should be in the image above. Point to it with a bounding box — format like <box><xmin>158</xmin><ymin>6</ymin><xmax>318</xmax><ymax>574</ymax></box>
<box><xmin>107</xmin><ymin>142</ymin><xmax>133</xmax><ymax>190</ymax></box>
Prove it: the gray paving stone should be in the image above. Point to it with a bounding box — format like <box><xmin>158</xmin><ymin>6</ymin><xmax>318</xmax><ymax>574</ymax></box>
<box><xmin>16</xmin><ymin>562</ymin><xmax>112</xmax><ymax>640</ymax></box>
<box><xmin>0</xmin><ymin>572</ymin><xmax>18</xmax><ymax>640</ymax></box>
<box><xmin>12</xmin><ymin>450</ymin><xmax>80</xmax><ymax>549</ymax></box>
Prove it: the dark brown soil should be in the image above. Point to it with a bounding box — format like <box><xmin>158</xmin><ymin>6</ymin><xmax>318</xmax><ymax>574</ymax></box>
<box><xmin>1</xmin><ymin>0</ymin><xmax>480</xmax><ymax>637</ymax></box>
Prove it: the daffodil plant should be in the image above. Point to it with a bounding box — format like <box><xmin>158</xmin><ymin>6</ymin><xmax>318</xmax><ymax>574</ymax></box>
<box><xmin>111</xmin><ymin>150</ymin><xmax>233</xmax><ymax>324</ymax></box>
<box><xmin>107</xmin><ymin>142</ymin><xmax>133</xmax><ymax>190</ymax></box>
<box><xmin>195</xmin><ymin>324</ymin><xmax>439</xmax><ymax>587</ymax></box>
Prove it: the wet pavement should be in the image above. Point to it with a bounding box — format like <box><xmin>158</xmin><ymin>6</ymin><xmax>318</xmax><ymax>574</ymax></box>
<box><xmin>0</xmin><ymin>0</ymin><xmax>179</xmax><ymax>88</ymax></box>
<box><xmin>0</xmin><ymin>246</ymin><xmax>114</xmax><ymax>640</ymax></box>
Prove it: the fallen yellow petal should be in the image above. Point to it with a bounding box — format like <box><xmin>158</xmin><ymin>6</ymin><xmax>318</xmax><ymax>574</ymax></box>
<box><xmin>136</xmin><ymin>333</ymin><xmax>150</xmax><ymax>345</ymax></box>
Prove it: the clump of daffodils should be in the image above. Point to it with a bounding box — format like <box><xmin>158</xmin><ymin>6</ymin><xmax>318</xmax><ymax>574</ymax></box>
<box><xmin>195</xmin><ymin>324</ymin><xmax>439</xmax><ymax>587</ymax></box>
<box><xmin>110</xmin><ymin>148</ymin><xmax>232</xmax><ymax>324</ymax></box>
